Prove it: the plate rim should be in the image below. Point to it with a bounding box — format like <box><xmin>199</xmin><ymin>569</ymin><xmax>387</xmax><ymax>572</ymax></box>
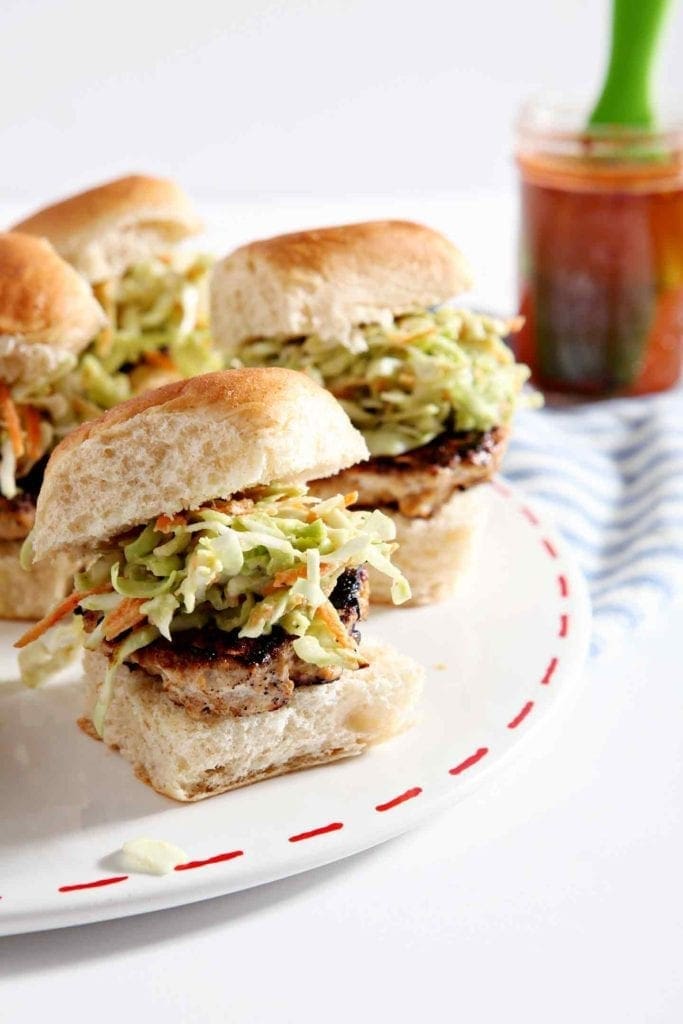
<box><xmin>0</xmin><ymin>480</ymin><xmax>592</xmax><ymax>936</ymax></box>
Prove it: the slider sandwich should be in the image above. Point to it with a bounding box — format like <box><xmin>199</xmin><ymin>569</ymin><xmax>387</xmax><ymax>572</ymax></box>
<box><xmin>211</xmin><ymin>221</ymin><xmax>533</xmax><ymax>605</ymax></box>
<box><xmin>17</xmin><ymin>368</ymin><xmax>423</xmax><ymax>801</ymax></box>
<box><xmin>0</xmin><ymin>232</ymin><xmax>106</xmax><ymax>618</ymax></box>
<box><xmin>12</xmin><ymin>174</ymin><xmax>220</xmax><ymax>414</ymax></box>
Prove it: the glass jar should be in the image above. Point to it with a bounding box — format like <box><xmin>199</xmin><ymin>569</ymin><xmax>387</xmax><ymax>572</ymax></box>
<box><xmin>515</xmin><ymin>99</ymin><xmax>683</xmax><ymax>396</ymax></box>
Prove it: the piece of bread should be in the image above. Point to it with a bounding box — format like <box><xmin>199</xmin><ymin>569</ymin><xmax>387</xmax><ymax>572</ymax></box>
<box><xmin>211</xmin><ymin>220</ymin><xmax>473</xmax><ymax>353</ymax></box>
<box><xmin>0</xmin><ymin>540</ymin><xmax>76</xmax><ymax>619</ymax></box>
<box><xmin>11</xmin><ymin>175</ymin><xmax>202</xmax><ymax>284</ymax></box>
<box><xmin>31</xmin><ymin>367</ymin><xmax>369</xmax><ymax>562</ymax></box>
<box><xmin>367</xmin><ymin>487</ymin><xmax>488</xmax><ymax>606</ymax></box>
<box><xmin>79</xmin><ymin>641</ymin><xmax>424</xmax><ymax>802</ymax></box>
<box><xmin>0</xmin><ymin>233</ymin><xmax>105</xmax><ymax>354</ymax></box>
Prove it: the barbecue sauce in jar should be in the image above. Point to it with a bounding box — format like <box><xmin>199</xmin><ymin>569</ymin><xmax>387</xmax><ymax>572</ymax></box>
<box><xmin>515</xmin><ymin>104</ymin><xmax>683</xmax><ymax>396</ymax></box>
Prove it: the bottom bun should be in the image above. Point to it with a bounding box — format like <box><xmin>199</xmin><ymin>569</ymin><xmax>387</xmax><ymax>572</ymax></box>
<box><xmin>370</xmin><ymin>486</ymin><xmax>488</xmax><ymax>606</ymax></box>
<box><xmin>0</xmin><ymin>540</ymin><xmax>76</xmax><ymax>620</ymax></box>
<box><xmin>80</xmin><ymin>642</ymin><xmax>424</xmax><ymax>802</ymax></box>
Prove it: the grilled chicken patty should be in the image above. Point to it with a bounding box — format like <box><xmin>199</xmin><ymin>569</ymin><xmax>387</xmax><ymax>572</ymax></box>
<box><xmin>0</xmin><ymin>491</ymin><xmax>37</xmax><ymax>541</ymax></box>
<box><xmin>0</xmin><ymin>459</ymin><xmax>47</xmax><ymax>541</ymax></box>
<box><xmin>311</xmin><ymin>427</ymin><xmax>509</xmax><ymax>518</ymax></box>
<box><xmin>96</xmin><ymin>567</ymin><xmax>369</xmax><ymax>719</ymax></box>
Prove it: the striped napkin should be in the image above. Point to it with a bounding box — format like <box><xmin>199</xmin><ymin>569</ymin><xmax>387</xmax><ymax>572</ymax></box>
<box><xmin>503</xmin><ymin>392</ymin><xmax>683</xmax><ymax>657</ymax></box>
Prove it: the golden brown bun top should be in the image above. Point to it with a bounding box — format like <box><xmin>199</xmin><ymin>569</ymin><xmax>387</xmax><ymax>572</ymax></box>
<box><xmin>0</xmin><ymin>232</ymin><xmax>105</xmax><ymax>350</ymax></box>
<box><xmin>12</xmin><ymin>174</ymin><xmax>203</xmax><ymax>283</ymax></box>
<box><xmin>241</xmin><ymin>220</ymin><xmax>469</xmax><ymax>279</ymax></box>
<box><xmin>211</xmin><ymin>219</ymin><xmax>473</xmax><ymax>352</ymax></box>
<box><xmin>31</xmin><ymin>367</ymin><xmax>369</xmax><ymax>560</ymax></box>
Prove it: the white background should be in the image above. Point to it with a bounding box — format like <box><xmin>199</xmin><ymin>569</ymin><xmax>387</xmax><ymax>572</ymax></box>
<box><xmin>1</xmin><ymin>0</ymin><xmax>682</xmax><ymax>205</ymax></box>
<box><xmin>2</xmin><ymin>3</ymin><xmax>683</xmax><ymax>1021</ymax></box>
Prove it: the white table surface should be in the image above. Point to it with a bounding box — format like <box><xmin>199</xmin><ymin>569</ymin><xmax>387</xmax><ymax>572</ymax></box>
<box><xmin>2</xmin><ymin>196</ymin><xmax>682</xmax><ymax>1023</ymax></box>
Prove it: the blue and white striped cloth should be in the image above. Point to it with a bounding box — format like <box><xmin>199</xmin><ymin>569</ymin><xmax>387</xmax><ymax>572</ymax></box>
<box><xmin>503</xmin><ymin>392</ymin><xmax>683</xmax><ymax>657</ymax></box>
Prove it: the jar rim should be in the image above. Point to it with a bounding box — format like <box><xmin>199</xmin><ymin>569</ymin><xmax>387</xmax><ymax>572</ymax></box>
<box><xmin>517</xmin><ymin>95</ymin><xmax>683</xmax><ymax>150</ymax></box>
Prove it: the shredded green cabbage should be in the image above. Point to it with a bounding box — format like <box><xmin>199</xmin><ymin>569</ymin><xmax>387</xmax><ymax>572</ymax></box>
<box><xmin>61</xmin><ymin>253</ymin><xmax>221</xmax><ymax>415</ymax></box>
<box><xmin>92</xmin><ymin>624</ymin><xmax>160</xmax><ymax>735</ymax></box>
<box><xmin>238</xmin><ymin>307</ymin><xmax>535</xmax><ymax>456</ymax></box>
<box><xmin>20</xmin><ymin>484</ymin><xmax>410</xmax><ymax>734</ymax></box>
<box><xmin>17</xmin><ymin>618</ymin><xmax>84</xmax><ymax>689</ymax></box>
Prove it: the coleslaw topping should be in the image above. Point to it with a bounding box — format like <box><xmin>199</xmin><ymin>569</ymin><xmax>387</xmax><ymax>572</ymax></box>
<box><xmin>65</xmin><ymin>252</ymin><xmax>221</xmax><ymax>414</ymax></box>
<box><xmin>16</xmin><ymin>484</ymin><xmax>410</xmax><ymax>733</ymax></box>
<box><xmin>238</xmin><ymin>308</ymin><xmax>535</xmax><ymax>456</ymax></box>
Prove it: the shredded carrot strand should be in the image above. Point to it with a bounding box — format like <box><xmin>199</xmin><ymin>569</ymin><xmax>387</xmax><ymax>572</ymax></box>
<box><xmin>144</xmin><ymin>350</ymin><xmax>176</xmax><ymax>372</ymax></box>
<box><xmin>155</xmin><ymin>513</ymin><xmax>187</xmax><ymax>533</ymax></box>
<box><xmin>0</xmin><ymin>382</ymin><xmax>25</xmax><ymax>459</ymax></box>
<box><xmin>14</xmin><ymin>584</ymin><xmax>112</xmax><ymax>649</ymax></box>
<box><xmin>210</xmin><ymin>497</ymin><xmax>254</xmax><ymax>515</ymax></box>
<box><xmin>507</xmin><ymin>315</ymin><xmax>525</xmax><ymax>335</ymax></box>
<box><xmin>20</xmin><ymin>405</ymin><xmax>42</xmax><ymax>462</ymax></box>
<box><xmin>270</xmin><ymin>564</ymin><xmax>308</xmax><ymax>589</ymax></box>
<box><xmin>263</xmin><ymin>561</ymin><xmax>335</xmax><ymax>596</ymax></box>
<box><xmin>314</xmin><ymin>603</ymin><xmax>354</xmax><ymax>648</ymax></box>
<box><xmin>262</xmin><ymin>567</ymin><xmax>306</xmax><ymax>596</ymax></box>
<box><xmin>102</xmin><ymin>597</ymin><xmax>146</xmax><ymax>641</ymax></box>
<box><xmin>329</xmin><ymin>379</ymin><xmax>367</xmax><ymax>399</ymax></box>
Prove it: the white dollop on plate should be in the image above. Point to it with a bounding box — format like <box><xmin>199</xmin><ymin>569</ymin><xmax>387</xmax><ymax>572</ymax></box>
<box><xmin>121</xmin><ymin>838</ymin><xmax>188</xmax><ymax>875</ymax></box>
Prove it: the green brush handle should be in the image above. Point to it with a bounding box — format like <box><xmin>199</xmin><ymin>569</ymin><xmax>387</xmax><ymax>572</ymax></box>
<box><xmin>589</xmin><ymin>0</ymin><xmax>673</xmax><ymax>128</ymax></box>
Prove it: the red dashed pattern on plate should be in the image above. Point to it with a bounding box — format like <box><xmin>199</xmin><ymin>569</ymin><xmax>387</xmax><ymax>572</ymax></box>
<box><xmin>2</xmin><ymin>482</ymin><xmax>577</xmax><ymax>906</ymax></box>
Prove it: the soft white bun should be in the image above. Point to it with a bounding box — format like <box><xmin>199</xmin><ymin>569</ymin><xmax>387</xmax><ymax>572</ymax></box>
<box><xmin>365</xmin><ymin>487</ymin><xmax>488</xmax><ymax>606</ymax></box>
<box><xmin>31</xmin><ymin>368</ymin><xmax>369</xmax><ymax>562</ymax></box>
<box><xmin>211</xmin><ymin>220</ymin><xmax>473</xmax><ymax>354</ymax></box>
<box><xmin>11</xmin><ymin>175</ymin><xmax>202</xmax><ymax>284</ymax></box>
<box><xmin>0</xmin><ymin>233</ymin><xmax>105</xmax><ymax>354</ymax></box>
<box><xmin>80</xmin><ymin>641</ymin><xmax>424</xmax><ymax>802</ymax></box>
<box><xmin>0</xmin><ymin>541</ymin><xmax>76</xmax><ymax>620</ymax></box>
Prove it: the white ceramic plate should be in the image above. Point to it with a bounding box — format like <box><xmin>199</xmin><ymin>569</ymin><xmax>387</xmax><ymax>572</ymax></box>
<box><xmin>0</xmin><ymin>481</ymin><xmax>590</xmax><ymax>936</ymax></box>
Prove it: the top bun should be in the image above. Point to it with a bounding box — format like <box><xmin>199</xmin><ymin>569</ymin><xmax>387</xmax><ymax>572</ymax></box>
<box><xmin>211</xmin><ymin>220</ymin><xmax>473</xmax><ymax>354</ymax></box>
<box><xmin>31</xmin><ymin>367</ymin><xmax>369</xmax><ymax>561</ymax></box>
<box><xmin>0</xmin><ymin>232</ymin><xmax>106</xmax><ymax>355</ymax></box>
<box><xmin>12</xmin><ymin>174</ymin><xmax>203</xmax><ymax>284</ymax></box>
